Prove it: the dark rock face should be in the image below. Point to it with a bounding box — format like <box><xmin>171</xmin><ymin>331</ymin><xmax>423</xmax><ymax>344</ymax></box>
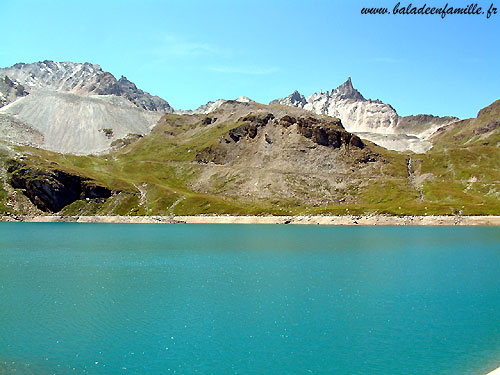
<box><xmin>202</xmin><ymin>117</ymin><xmax>216</xmax><ymax>125</ymax></box>
<box><xmin>7</xmin><ymin>160</ymin><xmax>112</xmax><ymax>212</ymax></box>
<box><xmin>92</xmin><ymin>75</ymin><xmax>173</xmax><ymax>112</ymax></box>
<box><xmin>227</xmin><ymin>113</ymin><xmax>275</xmax><ymax>142</ymax></box>
<box><xmin>279</xmin><ymin>115</ymin><xmax>364</xmax><ymax>150</ymax></box>
<box><xmin>473</xmin><ymin>121</ymin><xmax>499</xmax><ymax>135</ymax></box>
<box><xmin>279</xmin><ymin>115</ymin><xmax>296</xmax><ymax>128</ymax></box>
<box><xmin>195</xmin><ymin>146</ymin><xmax>227</xmax><ymax>164</ymax></box>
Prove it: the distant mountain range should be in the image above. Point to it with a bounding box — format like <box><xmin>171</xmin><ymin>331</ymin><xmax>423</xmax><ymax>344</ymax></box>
<box><xmin>270</xmin><ymin>77</ymin><xmax>458</xmax><ymax>153</ymax></box>
<box><xmin>0</xmin><ymin>60</ymin><xmax>459</xmax><ymax>154</ymax></box>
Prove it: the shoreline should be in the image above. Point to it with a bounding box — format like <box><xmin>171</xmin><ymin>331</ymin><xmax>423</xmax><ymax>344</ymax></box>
<box><xmin>1</xmin><ymin>215</ymin><xmax>500</xmax><ymax>225</ymax></box>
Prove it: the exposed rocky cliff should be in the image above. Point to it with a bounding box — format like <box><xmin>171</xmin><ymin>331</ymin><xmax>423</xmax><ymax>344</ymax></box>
<box><xmin>0</xmin><ymin>61</ymin><xmax>173</xmax><ymax>112</ymax></box>
<box><xmin>7</xmin><ymin>159</ymin><xmax>112</xmax><ymax>212</ymax></box>
<box><xmin>150</xmin><ymin>100</ymin><xmax>382</xmax><ymax>207</ymax></box>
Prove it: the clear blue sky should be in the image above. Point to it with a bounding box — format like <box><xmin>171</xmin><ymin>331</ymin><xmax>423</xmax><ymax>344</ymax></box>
<box><xmin>1</xmin><ymin>0</ymin><xmax>498</xmax><ymax>118</ymax></box>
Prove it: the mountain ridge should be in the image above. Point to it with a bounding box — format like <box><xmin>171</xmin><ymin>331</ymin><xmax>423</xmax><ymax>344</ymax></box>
<box><xmin>0</xmin><ymin>60</ymin><xmax>174</xmax><ymax>113</ymax></box>
<box><xmin>270</xmin><ymin>78</ymin><xmax>458</xmax><ymax>152</ymax></box>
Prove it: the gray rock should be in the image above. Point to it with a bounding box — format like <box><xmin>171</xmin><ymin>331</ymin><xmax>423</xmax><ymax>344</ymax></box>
<box><xmin>0</xmin><ymin>76</ymin><xmax>28</xmax><ymax>108</ymax></box>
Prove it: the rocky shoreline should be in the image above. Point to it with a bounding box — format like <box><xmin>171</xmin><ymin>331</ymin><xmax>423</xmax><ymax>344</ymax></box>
<box><xmin>1</xmin><ymin>215</ymin><xmax>500</xmax><ymax>225</ymax></box>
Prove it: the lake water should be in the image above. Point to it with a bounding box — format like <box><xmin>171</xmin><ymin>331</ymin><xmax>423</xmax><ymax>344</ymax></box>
<box><xmin>0</xmin><ymin>223</ymin><xmax>500</xmax><ymax>375</ymax></box>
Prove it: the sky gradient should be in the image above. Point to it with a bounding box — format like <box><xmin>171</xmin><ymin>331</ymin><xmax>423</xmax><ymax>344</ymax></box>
<box><xmin>1</xmin><ymin>0</ymin><xmax>499</xmax><ymax>118</ymax></box>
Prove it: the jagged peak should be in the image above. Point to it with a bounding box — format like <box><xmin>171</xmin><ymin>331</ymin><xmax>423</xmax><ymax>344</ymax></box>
<box><xmin>332</xmin><ymin>77</ymin><xmax>366</xmax><ymax>101</ymax></box>
<box><xmin>118</xmin><ymin>75</ymin><xmax>137</xmax><ymax>89</ymax></box>
<box><xmin>289</xmin><ymin>90</ymin><xmax>306</xmax><ymax>100</ymax></box>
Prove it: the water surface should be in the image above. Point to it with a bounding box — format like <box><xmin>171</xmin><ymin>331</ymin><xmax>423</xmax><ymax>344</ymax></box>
<box><xmin>0</xmin><ymin>223</ymin><xmax>499</xmax><ymax>374</ymax></box>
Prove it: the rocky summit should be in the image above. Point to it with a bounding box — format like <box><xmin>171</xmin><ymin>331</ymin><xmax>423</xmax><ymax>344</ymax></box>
<box><xmin>271</xmin><ymin>78</ymin><xmax>457</xmax><ymax>153</ymax></box>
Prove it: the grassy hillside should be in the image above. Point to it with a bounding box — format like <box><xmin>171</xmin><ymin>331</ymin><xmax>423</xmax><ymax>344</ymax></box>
<box><xmin>1</xmin><ymin>100</ymin><xmax>499</xmax><ymax>216</ymax></box>
<box><xmin>431</xmin><ymin>99</ymin><xmax>500</xmax><ymax>148</ymax></box>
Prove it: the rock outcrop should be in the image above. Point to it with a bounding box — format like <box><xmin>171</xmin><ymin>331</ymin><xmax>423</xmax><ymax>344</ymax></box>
<box><xmin>7</xmin><ymin>160</ymin><xmax>112</xmax><ymax>212</ymax></box>
<box><xmin>0</xmin><ymin>76</ymin><xmax>28</xmax><ymax>108</ymax></box>
<box><xmin>196</xmin><ymin>111</ymin><xmax>367</xmax><ymax>165</ymax></box>
<box><xmin>270</xmin><ymin>90</ymin><xmax>307</xmax><ymax>107</ymax></box>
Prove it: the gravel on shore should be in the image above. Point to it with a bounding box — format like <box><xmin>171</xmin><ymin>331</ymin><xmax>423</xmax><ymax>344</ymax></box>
<box><xmin>2</xmin><ymin>215</ymin><xmax>500</xmax><ymax>225</ymax></box>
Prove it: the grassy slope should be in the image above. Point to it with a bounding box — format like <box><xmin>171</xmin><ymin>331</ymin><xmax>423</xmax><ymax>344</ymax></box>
<box><xmin>431</xmin><ymin>99</ymin><xmax>500</xmax><ymax>148</ymax></box>
<box><xmin>1</xmin><ymin>101</ymin><xmax>499</xmax><ymax>216</ymax></box>
<box><xmin>413</xmin><ymin>101</ymin><xmax>500</xmax><ymax>215</ymax></box>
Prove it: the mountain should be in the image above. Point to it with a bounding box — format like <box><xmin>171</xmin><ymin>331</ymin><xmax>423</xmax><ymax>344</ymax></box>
<box><xmin>0</xmin><ymin>61</ymin><xmax>173</xmax><ymax>112</ymax></box>
<box><xmin>0</xmin><ymin>61</ymin><xmax>173</xmax><ymax>154</ymax></box>
<box><xmin>1</xmin><ymin>100</ymin><xmax>381</xmax><ymax>215</ymax></box>
<box><xmin>270</xmin><ymin>78</ymin><xmax>458</xmax><ymax>153</ymax></box>
<box><xmin>1</xmin><ymin>98</ymin><xmax>499</xmax><ymax>217</ymax></box>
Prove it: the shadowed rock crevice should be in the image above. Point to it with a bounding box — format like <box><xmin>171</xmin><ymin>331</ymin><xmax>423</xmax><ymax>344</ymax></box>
<box><xmin>7</xmin><ymin>160</ymin><xmax>112</xmax><ymax>212</ymax></box>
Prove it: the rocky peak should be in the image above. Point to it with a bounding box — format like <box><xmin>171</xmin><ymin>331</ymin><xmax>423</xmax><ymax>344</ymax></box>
<box><xmin>288</xmin><ymin>90</ymin><xmax>307</xmax><ymax>106</ymax></box>
<box><xmin>0</xmin><ymin>61</ymin><xmax>174</xmax><ymax>113</ymax></box>
<box><xmin>332</xmin><ymin>77</ymin><xmax>366</xmax><ymax>101</ymax></box>
<box><xmin>118</xmin><ymin>76</ymin><xmax>137</xmax><ymax>91</ymax></box>
<box><xmin>269</xmin><ymin>90</ymin><xmax>307</xmax><ymax>108</ymax></box>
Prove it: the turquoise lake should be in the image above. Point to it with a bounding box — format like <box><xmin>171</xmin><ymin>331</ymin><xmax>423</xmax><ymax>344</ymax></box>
<box><xmin>1</xmin><ymin>223</ymin><xmax>500</xmax><ymax>375</ymax></box>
